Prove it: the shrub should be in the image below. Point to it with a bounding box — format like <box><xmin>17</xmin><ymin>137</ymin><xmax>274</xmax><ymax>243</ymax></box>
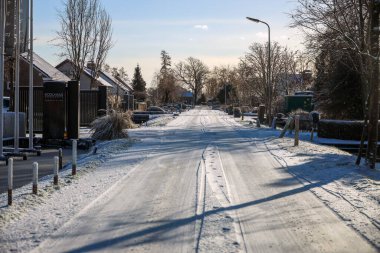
<box><xmin>90</xmin><ymin>110</ymin><xmax>135</xmax><ymax>140</ymax></box>
<box><xmin>289</xmin><ymin>109</ymin><xmax>312</xmax><ymax>130</ymax></box>
<box><xmin>318</xmin><ymin>120</ymin><xmax>367</xmax><ymax>140</ymax></box>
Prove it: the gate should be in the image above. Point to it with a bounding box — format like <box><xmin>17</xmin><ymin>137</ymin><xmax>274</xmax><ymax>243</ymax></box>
<box><xmin>14</xmin><ymin>87</ymin><xmax>104</xmax><ymax>132</ymax></box>
<box><xmin>18</xmin><ymin>87</ymin><xmax>44</xmax><ymax>132</ymax></box>
<box><xmin>80</xmin><ymin>90</ymin><xmax>98</xmax><ymax>126</ymax></box>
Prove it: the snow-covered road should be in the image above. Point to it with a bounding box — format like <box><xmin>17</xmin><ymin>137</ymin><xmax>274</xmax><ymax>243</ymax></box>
<box><xmin>1</xmin><ymin>107</ymin><xmax>379</xmax><ymax>252</ymax></box>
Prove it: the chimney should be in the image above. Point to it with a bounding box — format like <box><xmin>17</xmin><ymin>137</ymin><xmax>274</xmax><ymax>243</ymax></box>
<box><xmin>87</xmin><ymin>60</ymin><xmax>96</xmax><ymax>71</ymax></box>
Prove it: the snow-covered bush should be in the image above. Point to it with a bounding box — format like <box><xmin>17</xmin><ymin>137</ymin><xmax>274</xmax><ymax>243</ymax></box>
<box><xmin>90</xmin><ymin>110</ymin><xmax>135</xmax><ymax>140</ymax></box>
<box><xmin>289</xmin><ymin>109</ymin><xmax>312</xmax><ymax>130</ymax></box>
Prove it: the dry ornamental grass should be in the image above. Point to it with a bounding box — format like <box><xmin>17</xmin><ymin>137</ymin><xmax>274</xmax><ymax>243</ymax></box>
<box><xmin>90</xmin><ymin>110</ymin><xmax>135</xmax><ymax>140</ymax></box>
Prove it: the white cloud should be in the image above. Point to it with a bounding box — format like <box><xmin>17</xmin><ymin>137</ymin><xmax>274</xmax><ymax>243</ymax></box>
<box><xmin>255</xmin><ymin>32</ymin><xmax>268</xmax><ymax>38</ymax></box>
<box><xmin>240</xmin><ymin>36</ymin><xmax>246</xmax><ymax>41</ymax></box>
<box><xmin>194</xmin><ymin>25</ymin><xmax>209</xmax><ymax>31</ymax></box>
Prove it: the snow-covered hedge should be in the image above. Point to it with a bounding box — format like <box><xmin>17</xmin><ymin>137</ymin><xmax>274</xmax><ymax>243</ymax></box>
<box><xmin>317</xmin><ymin>120</ymin><xmax>373</xmax><ymax>140</ymax></box>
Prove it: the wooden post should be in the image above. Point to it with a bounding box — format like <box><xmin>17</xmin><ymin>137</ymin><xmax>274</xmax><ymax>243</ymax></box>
<box><xmin>58</xmin><ymin>148</ymin><xmax>63</xmax><ymax>170</ymax></box>
<box><xmin>272</xmin><ymin>117</ymin><xmax>277</xmax><ymax>129</ymax></box>
<box><xmin>72</xmin><ymin>139</ymin><xmax>77</xmax><ymax>175</ymax></box>
<box><xmin>258</xmin><ymin>105</ymin><xmax>265</xmax><ymax>124</ymax></box>
<box><xmin>310</xmin><ymin>127</ymin><xmax>314</xmax><ymax>141</ymax></box>
<box><xmin>54</xmin><ymin>156</ymin><xmax>59</xmax><ymax>185</ymax></box>
<box><xmin>294</xmin><ymin>115</ymin><xmax>300</xmax><ymax>146</ymax></box>
<box><xmin>8</xmin><ymin>158</ymin><xmax>13</xmax><ymax>205</ymax></box>
<box><xmin>279</xmin><ymin>117</ymin><xmax>293</xmax><ymax>138</ymax></box>
<box><xmin>32</xmin><ymin>162</ymin><xmax>38</xmax><ymax>194</ymax></box>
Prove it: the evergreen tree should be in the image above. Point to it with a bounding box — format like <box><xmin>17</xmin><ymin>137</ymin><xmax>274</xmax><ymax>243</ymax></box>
<box><xmin>158</xmin><ymin>50</ymin><xmax>176</xmax><ymax>103</ymax></box>
<box><xmin>160</xmin><ymin>50</ymin><xmax>171</xmax><ymax>72</ymax></box>
<box><xmin>132</xmin><ymin>64</ymin><xmax>147</xmax><ymax>101</ymax></box>
<box><xmin>314</xmin><ymin>49</ymin><xmax>363</xmax><ymax>119</ymax></box>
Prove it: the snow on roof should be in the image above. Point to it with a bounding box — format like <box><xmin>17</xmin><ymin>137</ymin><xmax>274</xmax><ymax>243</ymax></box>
<box><xmin>100</xmin><ymin>71</ymin><xmax>132</xmax><ymax>92</ymax></box>
<box><xmin>114</xmin><ymin>75</ymin><xmax>133</xmax><ymax>92</ymax></box>
<box><xmin>83</xmin><ymin>67</ymin><xmax>113</xmax><ymax>87</ymax></box>
<box><xmin>21</xmin><ymin>52</ymin><xmax>70</xmax><ymax>82</ymax></box>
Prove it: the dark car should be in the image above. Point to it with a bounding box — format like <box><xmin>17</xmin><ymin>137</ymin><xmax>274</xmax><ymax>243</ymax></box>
<box><xmin>147</xmin><ymin>106</ymin><xmax>166</xmax><ymax>114</ymax></box>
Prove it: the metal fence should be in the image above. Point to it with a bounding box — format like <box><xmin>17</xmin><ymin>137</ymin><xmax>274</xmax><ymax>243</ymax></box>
<box><xmin>80</xmin><ymin>90</ymin><xmax>98</xmax><ymax>126</ymax></box>
<box><xmin>13</xmin><ymin>87</ymin><xmax>100</xmax><ymax>132</ymax></box>
<box><xmin>18</xmin><ymin>87</ymin><xmax>44</xmax><ymax>132</ymax></box>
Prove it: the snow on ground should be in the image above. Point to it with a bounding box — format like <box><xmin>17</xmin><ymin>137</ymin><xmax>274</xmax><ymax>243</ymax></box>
<box><xmin>0</xmin><ymin>138</ymin><xmax>150</xmax><ymax>252</ymax></box>
<box><xmin>0</xmin><ymin>109</ymin><xmax>379</xmax><ymax>252</ymax></box>
<box><xmin>196</xmin><ymin>145</ymin><xmax>243</xmax><ymax>253</ymax></box>
<box><xmin>229</xmin><ymin>115</ymin><xmax>380</xmax><ymax>248</ymax></box>
<box><xmin>0</xmin><ymin>112</ymin><xmax>180</xmax><ymax>253</ymax></box>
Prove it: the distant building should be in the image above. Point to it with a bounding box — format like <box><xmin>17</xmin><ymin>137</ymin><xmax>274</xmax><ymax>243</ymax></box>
<box><xmin>20</xmin><ymin>52</ymin><xmax>71</xmax><ymax>84</ymax></box>
<box><xmin>181</xmin><ymin>91</ymin><xmax>193</xmax><ymax>105</ymax></box>
<box><xmin>276</xmin><ymin>70</ymin><xmax>313</xmax><ymax>97</ymax></box>
<box><xmin>3</xmin><ymin>52</ymin><xmax>70</xmax><ymax>97</ymax></box>
<box><xmin>56</xmin><ymin>60</ymin><xmax>113</xmax><ymax>90</ymax></box>
<box><xmin>56</xmin><ymin>60</ymin><xmax>133</xmax><ymax>95</ymax></box>
<box><xmin>99</xmin><ymin>70</ymin><xmax>133</xmax><ymax>95</ymax></box>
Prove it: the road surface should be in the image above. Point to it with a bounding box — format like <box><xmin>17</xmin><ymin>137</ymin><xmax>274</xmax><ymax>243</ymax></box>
<box><xmin>32</xmin><ymin>107</ymin><xmax>377</xmax><ymax>253</ymax></box>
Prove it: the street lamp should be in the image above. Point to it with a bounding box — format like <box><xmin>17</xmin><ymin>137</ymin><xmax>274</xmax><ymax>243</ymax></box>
<box><xmin>246</xmin><ymin>17</ymin><xmax>271</xmax><ymax>123</ymax></box>
<box><xmin>224</xmin><ymin>83</ymin><xmax>227</xmax><ymax>107</ymax></box>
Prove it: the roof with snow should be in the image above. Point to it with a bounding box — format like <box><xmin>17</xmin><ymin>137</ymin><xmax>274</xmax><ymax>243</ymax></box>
<box><xmin>83</xmin><ymin>68</ymin><xmax>113</xmax><ymax>87</ymax></box>
<box><xmin>100</xmin><ymin>71</ymin><xmax>133</xmax><ymax>92</ymax></box>
<box><xmin>21</xmin><ymin>52</ymin><xmax>70</xmax><ymax>82</ymax></box>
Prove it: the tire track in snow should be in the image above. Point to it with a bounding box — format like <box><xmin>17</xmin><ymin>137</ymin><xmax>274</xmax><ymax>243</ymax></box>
<box><xmin>194</xmin><ymin>108</ymin><xmax>246</xmax><ymax>253</ymax></box>
<box><xmin>194</xmin><ymin>150</ymin><xmax>207</xmax><ymax>253</ymax></box>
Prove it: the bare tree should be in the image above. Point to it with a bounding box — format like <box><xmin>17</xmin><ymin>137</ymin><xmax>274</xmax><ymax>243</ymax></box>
<box><xmin>291</xmin><ymin>0</ymin><xmax>380</xmax><ymax>168</ymax></box>
<box><xmin>175</xmin><ymin>57</ymin><xmax>209</xmax><ymax>105</ymax></box>
<box><xmin>103</xmin><ymin>63</ymin><xmax>111</xmax><ymax>72</ymax></box>
<box><xmin>291</xmin><ymin>0</ymin><xmax>370</xmax><ymax>101</ymax></box>
<box><xmin>276</xmin><ymin>49</ymin><xmax>311</xmax><ymax>96</ymax></box>
<box><xmin>204</xmin><ymin>66</ymin><xmax>239</xmax><ymax>104</ymax></box>
<box><xmin>88</xmin><ymin>6</ymin><xmax>113</xmax><ymax>89</ymax></box>
<box><xmin>236</xmin><ymin>61</ymin><xmax>262</xmax><ymax>106</ymax></box>
<box><xmin>241</xmin><ymin>42</ymin><xmax>283</xmax><ymax>120</ymax></box>
<box><xmin>56</xmin><ymin>0</ymin><xmax>113</xmax><ymax>85</ymax></box>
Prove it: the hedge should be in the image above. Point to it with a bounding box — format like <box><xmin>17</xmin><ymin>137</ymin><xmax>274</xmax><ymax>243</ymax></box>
<box><xmin>317</xmin><ymin>120</ymin><xmax>380</xmax><ymax>140</ymax></box>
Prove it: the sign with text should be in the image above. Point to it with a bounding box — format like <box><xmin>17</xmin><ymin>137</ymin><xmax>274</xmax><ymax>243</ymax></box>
<box><xmin>43</xmin><ymin>81</ymin><xmax>66</xmax><ymax>140</ymax></box>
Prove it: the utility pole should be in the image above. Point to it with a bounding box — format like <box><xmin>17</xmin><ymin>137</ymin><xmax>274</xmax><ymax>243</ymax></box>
<box><xmin>0</xmin><ymin>0</ymin><xmax>5</xmax><ymax>159</ymax></box>
<box><xmin>367</xmin><ymin>0</ymin><xmax>380</xmax><ymax>169</ymax></box>
<box><xmin>224</xmin><ymin>83</ymin><xmax>227</xmax><ymax>107</ymax></box>
<box><xmin>246</xmin><ymin>17</ymin><xmax>271</xmax><ymax>123</ymax></box>
<box><xmin>28</xmin><ymin>0</ymin><xmax>34</xmax><ymax>151</ymax></box>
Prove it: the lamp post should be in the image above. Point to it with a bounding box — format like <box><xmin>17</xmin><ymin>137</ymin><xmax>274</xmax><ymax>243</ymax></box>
<box><xmin>224</xmin><ymin>83</ymin><xmax>227</xmax><ymax>107</ymax></box>
<box><xmin>0</xmin><ymin>0</ymin><xmax>5</xmax><ymax>159</ymax></box>
<box><xmin>28</xmin><ymin>0</ymin><xmax>34</xmax><ymax>151</ymax></box>
<box><xmin>246</xmin><ymin>17</ymin><xmax>271</xmax><ymax>123</ymax></box>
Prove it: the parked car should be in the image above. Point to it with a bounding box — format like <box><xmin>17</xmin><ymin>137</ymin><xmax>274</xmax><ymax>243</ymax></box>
<box><xmin>148</xmin><ymin>106</ymin><xmax>165</xmax><ymax>112</ymax></box>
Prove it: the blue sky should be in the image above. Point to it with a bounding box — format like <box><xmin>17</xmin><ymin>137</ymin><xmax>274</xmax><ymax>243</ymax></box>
<box><xmin>33</xmin><ymin>0</ymin><xmax>303</xmax><ymax>85</ymax></box>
